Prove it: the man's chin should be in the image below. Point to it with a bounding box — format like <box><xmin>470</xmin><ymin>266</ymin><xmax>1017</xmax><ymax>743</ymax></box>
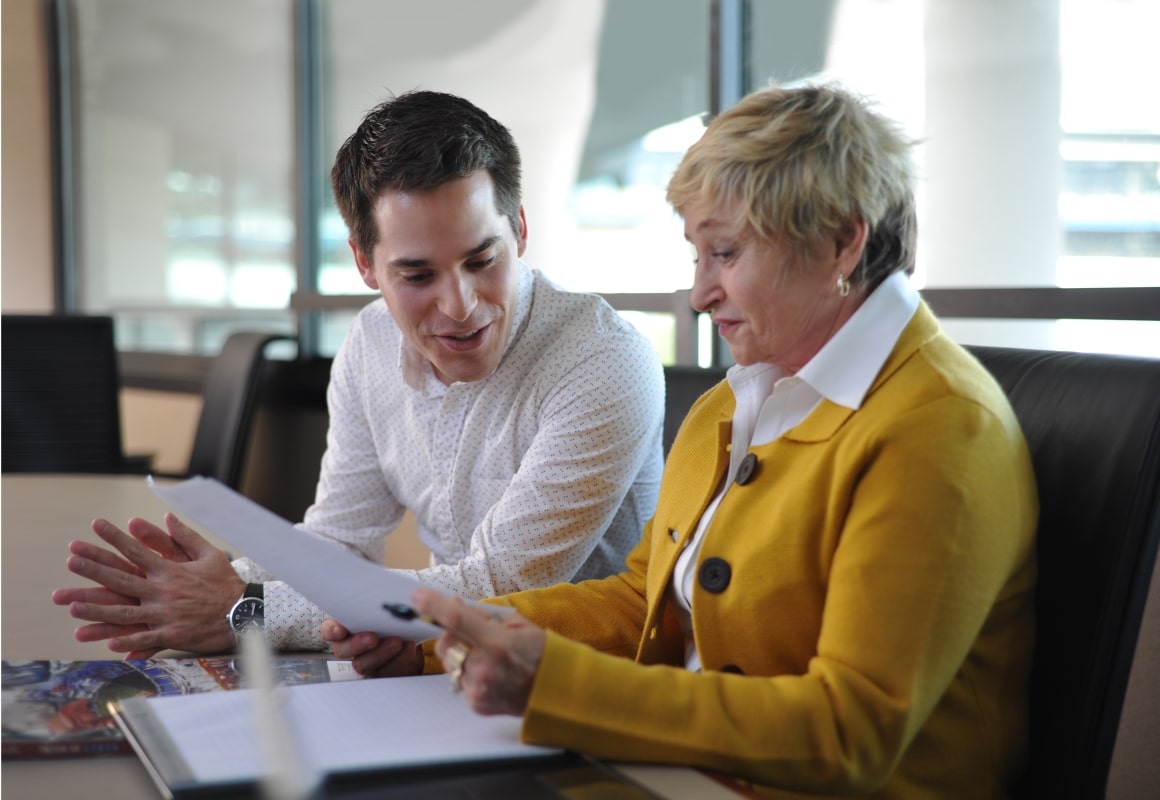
<box><xmin>430</xmin><ymin>355</ymin><xmax>501</xmax><ymax>385</ymax></box>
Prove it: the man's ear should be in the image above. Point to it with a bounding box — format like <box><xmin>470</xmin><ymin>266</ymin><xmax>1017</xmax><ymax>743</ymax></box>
<box><xmin>350</xmin><ymin>240</ymin><xmax>379</xmax><ymax>290</ymax></box>
<box><xmin>515</xmin><ymin>206</ymin><xmax>529</xmax><ymax>258</ymax></box>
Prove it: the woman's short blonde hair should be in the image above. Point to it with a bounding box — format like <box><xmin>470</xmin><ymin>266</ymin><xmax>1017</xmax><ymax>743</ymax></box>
<box><xmin>666</xmin><ymin>82</ymin><xmax>917</xmax><ymax>287</ymax></box>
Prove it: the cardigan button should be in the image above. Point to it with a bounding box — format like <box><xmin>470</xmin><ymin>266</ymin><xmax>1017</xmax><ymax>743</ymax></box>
<box><xmin>720</xmin><ymin>664</ymin><xmax>744</xmax><ymax>675</ymax></box>
<box><xmin>699</xmin><ymin>557</ymin><xmax>732</xmax><ymax>593</ymax></box>
<box><xmin>735</xmin><ymin>453</ymin><xmax>758</xmax><ymax>486</ymax></box>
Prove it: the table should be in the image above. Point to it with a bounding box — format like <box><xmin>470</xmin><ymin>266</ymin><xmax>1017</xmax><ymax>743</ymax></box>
<box><xmin>2</xmin><ymin>474</ymin><xmax>202</xmax><ymax>799</ymax></box>
<box><xmin>1</xmin><ymin>474</ymin><xmax>743</xmax><ymax>799</ymax></box>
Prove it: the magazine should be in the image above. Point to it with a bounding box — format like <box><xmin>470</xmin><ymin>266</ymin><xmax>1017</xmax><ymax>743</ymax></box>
<box><xmin>1</xmin><ymin>656</ymin><xmax>356</xmax><ymax>759</ymax></box>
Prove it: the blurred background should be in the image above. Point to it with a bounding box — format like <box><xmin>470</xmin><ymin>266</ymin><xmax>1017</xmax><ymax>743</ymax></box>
<box><xmin>5</xmin><ymin>0</ymin><xmax>1158</xmax><ymax>366</ymax></box>
<box><xmin>5</xmin><ymin>0</ymin><xmax>1159</xmax><ymax>360</ymax></box>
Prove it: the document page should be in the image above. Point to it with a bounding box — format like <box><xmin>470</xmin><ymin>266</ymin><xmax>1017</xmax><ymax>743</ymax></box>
<box><xmin>119</xmin><ymin>675</ymin><xmax>563</xmax><ymax>788</ymax></box>
<box><xmin>149</xmin><ymin>476</ymin><xmax>441</xmax><ymax>641</ymax></box>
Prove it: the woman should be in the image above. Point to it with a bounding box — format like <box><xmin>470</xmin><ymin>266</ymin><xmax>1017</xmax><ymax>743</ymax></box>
<box><xmin>406</xmin><ymin>83</ymin><xmax>1038</xmax><ymax>798</ymax></box>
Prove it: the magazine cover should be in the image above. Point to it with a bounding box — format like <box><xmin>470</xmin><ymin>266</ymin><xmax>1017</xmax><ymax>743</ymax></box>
<box><xmin>1</xmin><ymin>656</ymin><xmax>349</xmax><ymax>759</ymax></box>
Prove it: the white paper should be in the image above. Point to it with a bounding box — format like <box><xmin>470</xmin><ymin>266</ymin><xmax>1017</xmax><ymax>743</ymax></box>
<box><xmin>148</xmin><ymin>476</ymin><xmax>442</xmax><ymax>641</ymax></box>
<box><xmin>131</xmin><ymin>675</ymin><xmax>561</xmax><ymax>785</ymax></box>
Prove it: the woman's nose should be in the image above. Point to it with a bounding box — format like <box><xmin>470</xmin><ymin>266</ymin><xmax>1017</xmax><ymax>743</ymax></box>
<box><xmin>689</xmin><ymin>262</ymin><xmax>720</xmax><ymax>313</ymax></box>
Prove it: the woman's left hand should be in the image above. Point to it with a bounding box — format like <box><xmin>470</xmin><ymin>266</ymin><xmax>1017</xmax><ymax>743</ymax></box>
<box><xmin>411</xmin><ymin>588</ymin><xmax>546</xmax><ymax>716</ymax></box>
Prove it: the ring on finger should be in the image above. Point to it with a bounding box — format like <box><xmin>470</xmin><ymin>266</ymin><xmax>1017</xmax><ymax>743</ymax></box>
<box><xmin>446</xmin><ymin>642</ymin><xmax>469</xmax><ymax>670</ymax></box>
<box><xmin>446</xmin><ymin>642</ymin><xmax>470</xmax><ymax>692</ymax></box>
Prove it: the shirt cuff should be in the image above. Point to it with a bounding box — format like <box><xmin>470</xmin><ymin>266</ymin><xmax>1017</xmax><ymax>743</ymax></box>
<box><xmin>262</xmin><ymin>580</ymin><xmax>328</xmax><ymax>651</ymax></box>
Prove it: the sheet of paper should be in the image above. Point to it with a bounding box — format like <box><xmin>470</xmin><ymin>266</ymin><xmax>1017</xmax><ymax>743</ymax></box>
<box><xmin>121</xmin><ymin>675</ymin><xmax>562</xmax><ymax>787</ymax></box>
<box><xmin>149</xmin><ymin>476</ymin><xmax>441</xmax><ymax>641</ymax></box>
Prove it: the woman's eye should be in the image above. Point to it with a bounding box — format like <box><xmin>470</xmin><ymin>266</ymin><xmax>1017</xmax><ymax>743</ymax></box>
<box><xmin>712</xmin><ymin>250</ymin><xmax>735</xmax><ymax>263</ymax></box>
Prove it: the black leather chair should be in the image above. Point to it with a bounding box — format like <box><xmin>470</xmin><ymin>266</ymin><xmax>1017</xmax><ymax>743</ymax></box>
<box><xmin>184</xmin><ymin>331</ymin><xmax>293</xmax><ymax>490</ymax></box>
<box><xmin>661</xmin><ymin>366</ymin><xmax>728</xmax><ymax>453</ymax></box>
<box><xmin>664</xmin><ymin>347</ymin><xmax>1160</xmax><ymax>797</ymax></box>
<box><xmin>1</xmin><ymin>314</ymin><xmax>129</xmax><ymax>474</ymax></box>
<box><xmin>967</xmin><ymin>346</ymin><xmax>1160</xmax><ymax>799</ymax></box>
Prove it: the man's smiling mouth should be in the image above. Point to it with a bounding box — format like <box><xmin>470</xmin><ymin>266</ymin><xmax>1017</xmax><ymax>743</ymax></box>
<box><xmin>443</xmin><ymin>328</ymin><xmax>482</xmax><ymax>341</ymax></box>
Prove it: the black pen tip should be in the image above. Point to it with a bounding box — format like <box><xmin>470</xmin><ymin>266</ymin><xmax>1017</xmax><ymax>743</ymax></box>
<box><xmin>383</xmin><ymin>603</ymin><xmax>416</xmax><ymax>620</ymax></box>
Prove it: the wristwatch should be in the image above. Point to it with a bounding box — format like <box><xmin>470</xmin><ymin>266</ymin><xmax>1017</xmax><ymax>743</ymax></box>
<box><xmin>227</xmin><ymin>583</ymin><xmax>265</xmax><ymax>637</ymax></box>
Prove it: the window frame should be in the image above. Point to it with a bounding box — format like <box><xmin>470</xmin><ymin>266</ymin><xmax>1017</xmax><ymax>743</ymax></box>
<box><xmin>49</xmin><ymin>0</ymin><xmax>1160</xmax><ymax>388</ymax></box>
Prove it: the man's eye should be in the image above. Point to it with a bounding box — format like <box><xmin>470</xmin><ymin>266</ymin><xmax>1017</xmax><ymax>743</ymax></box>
<box><xmin>401</xmin><ymin>273</ymin><xmax>432</xmax><ymax>284</ymax></box>
<box><xmin>466</xmin><ymin>256</ymin><xmax>497</xmax><ymax>270</ymax></box>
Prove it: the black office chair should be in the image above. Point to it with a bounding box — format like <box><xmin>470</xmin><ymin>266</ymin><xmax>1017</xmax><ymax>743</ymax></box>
<box><xmin>1</xmin><ymin>314</ymin><xmax>129</xmax><ymax>474</ymax></box>
<box><xmin>967</xmin><ymin>346</ymin><xmax>1160</xmax><ymax>798</ymax></box>
<box><xmin>182</xmin><ymin>331</ymin><xmax>294</xmax><ymax>490</ymax></box>
<box><xmin>661</xmin><ymin>365</ymin><xmax>728</xmax><ymax>454</ymax></box>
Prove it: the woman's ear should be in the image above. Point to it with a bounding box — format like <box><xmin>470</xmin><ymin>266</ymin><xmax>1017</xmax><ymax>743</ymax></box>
<box><xmin>835</xmin><ymin>218</ymin><xmax>868</xmax><ymax>271</ymax></box>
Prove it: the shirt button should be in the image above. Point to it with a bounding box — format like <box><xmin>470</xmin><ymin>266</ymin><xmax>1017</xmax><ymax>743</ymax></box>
<box><xmin>735</xmin><ymin>453</ymin><xmax>758</xmax><ymax>486</ymax></box>
<box><xmin>699</xmin><ymin>557</ymin><xmax>732</xmax><ymax>593</ymax></box>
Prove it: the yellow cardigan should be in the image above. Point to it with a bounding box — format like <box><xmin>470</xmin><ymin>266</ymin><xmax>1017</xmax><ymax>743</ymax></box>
<box><xmin>484</xmin><ymin>304</ymin><xmax>1038</xmax><ymax>798</ymax></box>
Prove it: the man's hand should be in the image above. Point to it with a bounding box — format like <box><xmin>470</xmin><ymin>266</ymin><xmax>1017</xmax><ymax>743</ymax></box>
<box><xmin>321</xmin><ymin>619</ymin><xmax>425</xmax><ymax>678</ymax></box>
<box><xmin>412</xmin><ymin>588</ymin><xmax>546</xmax><ymax>717</ymax></box>
<box><xmin>51</xmin><ymin>513</ymin><xmax>245</xmax><ymax>658</ymax></box>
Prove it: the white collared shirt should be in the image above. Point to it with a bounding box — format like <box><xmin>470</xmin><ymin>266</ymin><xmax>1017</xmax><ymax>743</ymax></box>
<box><xmin>235</xmin><ymin>262</ymin><xmax>666</xmax><ymax>649</ymax></box>
<box><xmin>671</xmin><ymin>272</ymin><xmax>920</xmax><ymax>671</ymax></box>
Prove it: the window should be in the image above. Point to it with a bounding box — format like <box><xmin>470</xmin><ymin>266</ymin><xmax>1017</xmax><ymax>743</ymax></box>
<box><xmin>59</xmin><ymin>0</ymin><xmax>1160</xmax><ymax>363</ymax></box>
<box><xmin>69</xmin><ymin>0</ymin><xmax>297</xmax><ymax>355</ymax></box>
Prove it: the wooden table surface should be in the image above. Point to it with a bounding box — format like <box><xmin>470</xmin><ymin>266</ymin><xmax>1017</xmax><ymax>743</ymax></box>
<box><xmin>0</xmin><ymin>473</ymin><xmax>742</xmax><ymax>800</ymax></box>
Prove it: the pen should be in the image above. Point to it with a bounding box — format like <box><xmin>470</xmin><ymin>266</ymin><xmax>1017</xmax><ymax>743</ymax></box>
<box><xmin>383</xmin><ymin>602</ymin><xmax>442</xmax><ymax>628</ymax></box>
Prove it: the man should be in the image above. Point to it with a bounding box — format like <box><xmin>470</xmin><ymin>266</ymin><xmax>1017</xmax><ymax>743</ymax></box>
<box><xmin>52</xmin><ymin>90</ymin><xmax>665</xmax><ymax>676</ymax></box>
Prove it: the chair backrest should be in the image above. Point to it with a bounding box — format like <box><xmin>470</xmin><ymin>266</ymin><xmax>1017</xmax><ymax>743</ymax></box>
<box><xmin>662</xmin><ymin>365</ymin><xmax>729</xmax><ymax>454</ymax></box>
<box><xmin>1</xmin><ymin>314</ymin><xmax>127</xmax><ymax>474</ymax></box>
<box><xmin>186</xmin><ymin>332</ymin><xmax>291</xmax><ymax>489</ymax></box>
<box><xmin>966</xmin><ymin>346</ymin><xmax>1160</xmax><ymax>798</ymax></box>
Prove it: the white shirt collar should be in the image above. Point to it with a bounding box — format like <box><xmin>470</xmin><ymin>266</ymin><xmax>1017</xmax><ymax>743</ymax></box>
<box><xmin>725</xmin><ymin>271</ymin><xmax>919</xmax><ymax>410</ymax></box>
<box><xmin>798</xmin><ymin>270</ymin><xmax>920</xmax><ymax>410</ymax></box>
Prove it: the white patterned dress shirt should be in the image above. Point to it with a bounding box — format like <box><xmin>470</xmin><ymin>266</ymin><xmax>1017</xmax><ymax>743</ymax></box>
<box><xmin>234</xmin><ymin>262</ymin><xmax>665</xmax><ymax>649</ymax></box>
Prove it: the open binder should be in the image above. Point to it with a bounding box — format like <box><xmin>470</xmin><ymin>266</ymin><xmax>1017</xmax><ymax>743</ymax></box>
<box><xmin>111</xmin><ymin>674</ymin><xmax>597</xmax><ymax>799</ymax></box>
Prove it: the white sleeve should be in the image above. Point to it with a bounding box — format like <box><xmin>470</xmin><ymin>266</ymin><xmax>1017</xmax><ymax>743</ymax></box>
<box><xmin>232</xmin><ymin>321</ymin><xmax>406</xmax><ymax>650</ymax></box>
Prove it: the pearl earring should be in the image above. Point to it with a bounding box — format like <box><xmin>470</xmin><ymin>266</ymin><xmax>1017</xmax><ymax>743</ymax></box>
<box><xmin>837</xmin><ymin>274</ymin><xmax>850</xmax><ymax>298</ymax></box>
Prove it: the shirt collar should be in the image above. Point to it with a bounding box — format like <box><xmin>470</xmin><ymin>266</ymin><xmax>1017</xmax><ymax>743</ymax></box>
<box><xmin>725</xmin><ymin>270</ymin><xmax>919</xmax><ymax>411</ymax></box>
<box><xmin>797</xmin><ymin>271</ymin><xmax>920</xmax><ymax>410</ymax></box>
<box><xmin>398</xmin><ymin>260</ymin><xmax>535</xmax><ymax>394</ymax></box>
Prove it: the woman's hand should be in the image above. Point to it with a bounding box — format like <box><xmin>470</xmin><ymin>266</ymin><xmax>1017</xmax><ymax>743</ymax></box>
<box><xmin>412</xmin><ymin>588</ymin><xmax>546</xmax><ymax>716</ymax></box>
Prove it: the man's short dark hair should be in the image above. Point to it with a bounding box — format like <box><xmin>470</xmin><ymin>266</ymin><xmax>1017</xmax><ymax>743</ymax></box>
<box><xmin>331</xmin><ymin>90</ymin><xmax>523</xmax><ymax>257</ymax></box>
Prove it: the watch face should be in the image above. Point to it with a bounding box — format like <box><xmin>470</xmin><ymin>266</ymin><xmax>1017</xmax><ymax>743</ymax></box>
<box><xmin>230</xmin><ymin>597</ymin><xmax>264</xmax><ymax>632</ymax></box>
